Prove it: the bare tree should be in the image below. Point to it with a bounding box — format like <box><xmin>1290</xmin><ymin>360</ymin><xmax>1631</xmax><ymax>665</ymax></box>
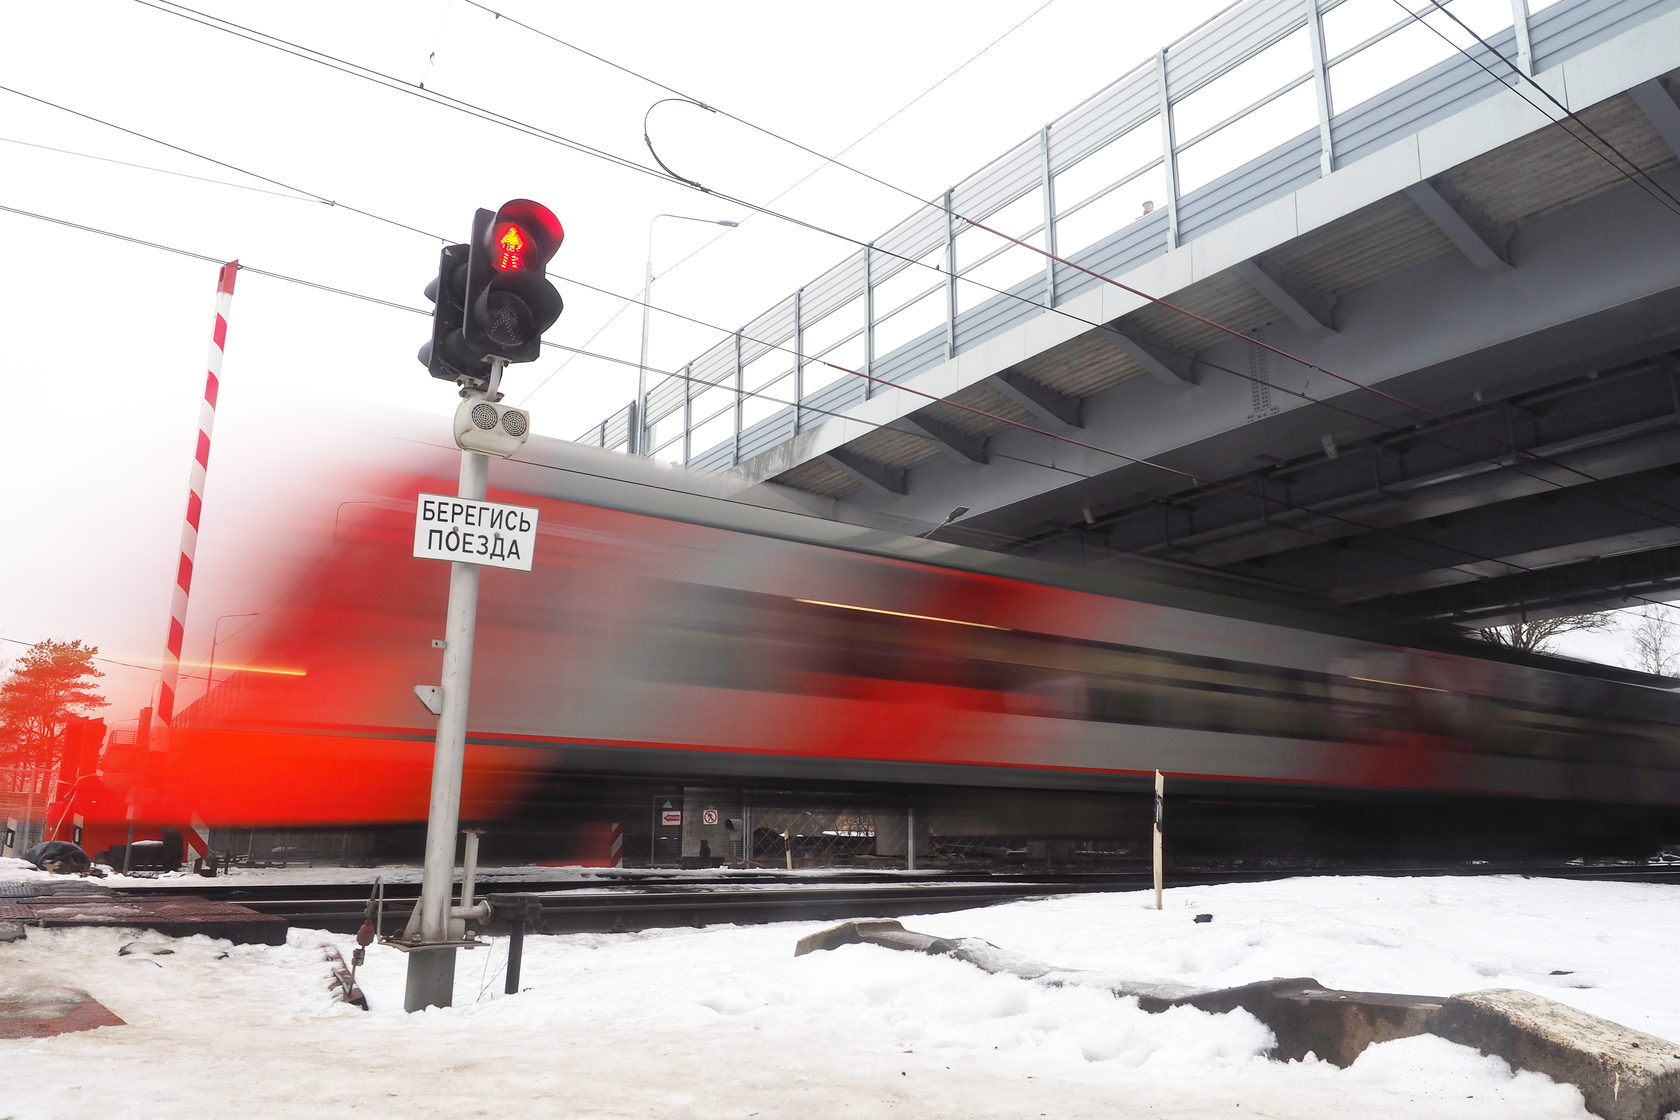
<box><xmin>1477</xmin><ymin>613</ymin><xmax>1615</xmax><ymax>653</ymax></box>
<box><xmin>1627</xmin><ymin>606</ymin><xmax>1680</xmax><ymax>677</ymax></box>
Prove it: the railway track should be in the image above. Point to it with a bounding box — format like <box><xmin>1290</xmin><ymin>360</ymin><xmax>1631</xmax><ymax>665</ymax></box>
<box><xmin>108</xmin><ymin>862</ymin><xmax>1680</xmax><ymax>934</ymax></box>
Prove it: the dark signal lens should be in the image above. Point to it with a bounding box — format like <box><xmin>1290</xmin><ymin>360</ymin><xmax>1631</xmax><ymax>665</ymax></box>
<box><xmin>483</xmin><ymin>292</ymin><xmax>534</xmax><ymax>345</ymax></box>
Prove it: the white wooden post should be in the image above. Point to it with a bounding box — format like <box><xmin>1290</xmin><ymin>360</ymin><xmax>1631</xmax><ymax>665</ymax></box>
<box><xmin>1153</xmin><ymin>770</ymin><xmax>1164</xmax><ymax>910</ymax></box>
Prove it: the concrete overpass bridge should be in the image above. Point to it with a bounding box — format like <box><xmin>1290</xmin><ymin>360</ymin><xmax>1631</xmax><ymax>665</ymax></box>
<box><xmin>577</xmin><ymin>0</ymin><xmax>1680</xmax><ymax>630</ymax></box>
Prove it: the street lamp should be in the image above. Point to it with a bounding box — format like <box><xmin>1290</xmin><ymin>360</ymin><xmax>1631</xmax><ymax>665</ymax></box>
<box><xmin>636</xmin><ymin>213</ymin><xmax>739</xmax><ymax>456</ymax></box>
<box><xmin>918</xmin><ymin>506</ymin><xmax>971</xmax><ymax>539</ymax></box>
<box><xmin>206</xmin><ymin>612</ymin><xmax>260</xmax><ymax>696</ymax></box>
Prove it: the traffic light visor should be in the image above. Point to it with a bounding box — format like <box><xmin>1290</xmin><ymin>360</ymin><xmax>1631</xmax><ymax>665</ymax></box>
<box><xmin>490</xmin><ymin>199</ymin><xmax>563</xmax><ymax>267</ymax></box>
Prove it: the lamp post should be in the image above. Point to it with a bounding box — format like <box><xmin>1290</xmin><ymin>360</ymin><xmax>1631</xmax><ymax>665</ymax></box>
<box><xmin>206</xmin><ymin>611</ymin><xmax>260</xmax><ymax>696</ymax></box>
<box><xmin>918</xmin><ymin>506</ymin><xmax>971</xmax><ymax>539</ymax></box>
<box><xmin>636</xmin><ymin>213</ymin><xmax>738</xmax><ymax>456</ymax></box>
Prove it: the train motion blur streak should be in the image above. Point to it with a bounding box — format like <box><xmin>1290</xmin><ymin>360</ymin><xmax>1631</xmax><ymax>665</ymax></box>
<box><xmin>157</xmin><ymin>428</ymin><xmax>1680</xmax><ymax>831</ymax></box>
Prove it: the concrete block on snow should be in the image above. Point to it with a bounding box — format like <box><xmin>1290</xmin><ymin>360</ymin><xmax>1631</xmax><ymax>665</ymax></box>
<box><xmin>794</xmin><ymin>920</ymin><xmax>1680</xmax><ymax>1117</ymax></box>
<box><xmin>1433</xmin><ymin>989</ymin><xmax>1680</xmax><ymax>1120</ymax></box>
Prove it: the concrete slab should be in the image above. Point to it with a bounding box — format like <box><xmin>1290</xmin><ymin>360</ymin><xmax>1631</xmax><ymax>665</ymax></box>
<box><xmin>1434</xmin><ymin>989</ymin><xmax>1680</xmax><ymax>1120</ymax></box>
<box><xmin>0</xmin><ymin>880</ymin><xmax>287</xmax><ymax>945</ymax></box>
<box><xmin>1177</xmin><ymin>978</ymin><xmax>1446</xmax><ymax>1067</ymax></box>
<box><xmin>794</xmin><ymin>918</ymin><xmax>912</xmax><ymax>956</ymax></box>
<box><xmin>0</xmin><ymin>985</ymin><xmax>124</xmax><ymax>1039</ymax></box>
<box><xmin>798</xmin><ymin>920</ymin><xmax>1680</xmax><ymax>1119</ymax></box>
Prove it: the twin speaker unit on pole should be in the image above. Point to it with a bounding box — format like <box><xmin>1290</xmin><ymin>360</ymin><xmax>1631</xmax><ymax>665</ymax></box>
<box><xmin>420</xmin><ymin>199</ymin><xmax>564</xmax><ymax>390</ymax></box>
<box><xmin>453</xmin><ymin>398</ymin><xmax>530</xmax><ymax>458</ymax></box>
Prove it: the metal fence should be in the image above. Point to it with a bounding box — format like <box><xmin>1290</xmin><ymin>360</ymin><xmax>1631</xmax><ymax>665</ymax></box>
<box><xmin>746</xmin><ymin>801</ymin><xmax>906</xmax><ymax>868</ymax></box>
<box><xmin>208</xmin><ymin>828</ymin><xmax>377</xmax><ymax>869</ymax></box>
<box><xmin>577</xmin><ymin>0</ymin><xmax>1674</xmax><ymax>468</ymax></box>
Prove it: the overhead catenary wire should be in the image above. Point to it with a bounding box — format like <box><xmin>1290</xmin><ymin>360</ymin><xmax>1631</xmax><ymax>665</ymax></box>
<box><xmin>0</xmin><ymin>635</ymin><xmax>159</xmax><ymax>675</ymax></box>
<box><xmin>11</xmin><ymin>185</ymin><xmax>1679</xmax><ymax>629</ymax></box>
<box><xmin>7</xmin><ymin>196</ymin><xmax>1670</xmax><ymax>620</ymax></box>
<box><xmin>514</xmin><ymin>0</ymin><xmax>1060</xmax><ymax>405</ymax></box>
<box><xmin>0</xmin><ymin>134</ymin><xmax>316</xmax><ymax>202</ymax></box>
<box><xmin>453</xmin><ymin>0</ymin><xmax>1680</xmax><ymax>528</ymax></box>
<box><xmin>0</xmin><ymin>83</ymin><xmax>444</xmax><ymax>244</ymax></box>
<box><xmin>621</xmin><ymin>0</ymin><xmax>1062</xmax><ymax>283</ymax></box>
<box><xmin>129</xmin><ymin>0</ymin><xmax>682</xmax><ymax>188</ymax></box>
<box><xmin>1389</xmin><ymin>0</ymin><xmax>1680</xmax><ymax>220</ymax></box>
<box><xmin>0</xmin><ymin>72</ymin><xmax>1593</xmax><ymax>525</ymax></box>
<box><xmin>127</xmin><ymin>0</ymin><xmax>1674</xmax><ymax>510</ymax></box>
<box><xmin>421</xmin><ymin>5</ymin><xmax>1680</xmax><ymax>585</ymax></box>
<box><xmin>18</xmin><ymin>7</ymin><xmax>1680</xmax><ymax>610</ymax></box>
<box><xmin>0</xmin><ymin>197</ymin><xmax>1101</xmax><ymax>530</ymax></box>
<box><xmin>4</xmin><ymin>24</ymin><xmax>1676</xmax><ymax>597</ymax></box>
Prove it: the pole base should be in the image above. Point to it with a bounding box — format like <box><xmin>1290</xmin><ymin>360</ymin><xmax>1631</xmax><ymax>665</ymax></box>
<box><xmin>403</xmin><ymin>945</ymin><xmax>458</xmax><ymax>1012</ymax></box>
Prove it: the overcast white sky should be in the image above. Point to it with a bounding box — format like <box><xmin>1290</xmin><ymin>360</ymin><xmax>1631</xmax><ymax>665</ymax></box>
<box><xmin>0</xmin><ymin>0</ymin><xmax>1251</xmax><ymax>719</ymax></box>
<box><xmin>0</xmin><ymin>0</ymin><xmax>1654</xmax><ymax>723</ymax></box>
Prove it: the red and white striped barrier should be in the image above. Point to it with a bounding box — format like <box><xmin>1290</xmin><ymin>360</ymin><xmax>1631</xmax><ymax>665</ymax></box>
<box><xmin>157</xmin><ymin>261</ymin><xmax>238</xmax><ymax>731</ymax></box>
<box><xmin>153</xmin><ymin>261</ymin><xmax>238</xmax><ymax>862</ymax></box>
<box><xmin>610</xmin><ymin>821</ymin><xmax>624</xmax><ymax>868</ymax></box>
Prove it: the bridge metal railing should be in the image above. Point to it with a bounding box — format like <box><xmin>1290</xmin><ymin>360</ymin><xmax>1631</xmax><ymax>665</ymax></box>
<box><xmin>577</xmin><ymin>0</ymin><xmax>1674</xmax><ymax>470</ymax></box>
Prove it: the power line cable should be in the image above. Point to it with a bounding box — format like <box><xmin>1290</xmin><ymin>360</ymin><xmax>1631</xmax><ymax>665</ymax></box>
<box><xmin>13</xmin><ymin>4</ymin><xmax>1680</xmax><ymax>554</ymax></box>
<box><xmin>521</xmin><ymin>0</ymin><xmax>1060</xmax><ymax>406</ymax></box>
<box><xmin>9</xmin><ymin>194</ymin><xmax>1676</xmax><ymax>618</ymax></box>
<box><xmin>126</xmin><ymin>0</ymin><xmax>1655</xmax><ymax>496</ymax></box>
<box><xmin>134</xmin><ymin>1</ymin><xmax>675</xmax><ymax>186</ymax></box>
<box><xmin>446</xmin><ymin>0</ymin><xmax>1680</xmax><ymax>535</ymax></box>
<box><xmin>473</xmin><ymin>0</ymin><xmax>1061</xmax><ymax>284</ymax></box>
<box><xmin>16</xmin><ymin>16</ymin><xmax>1680</xmax><ymax>604</ymax></box>
<box><xmin>0</xmin><ymin>635</ymin><xmax>156</xmax><ymax>674</ymax></box>
<box><xmin>0</xmin><ymin>68</ymin><xmax>1552</xmax><ymax>524</ymax></box>
<box><xmin>0</xmin><ymin>199</ymin><xmax>1095</xmax><ymax>503</ymax></box>
<box><xmin>1388</xmin><ymin>0</ymin><xmax>1680</xmax><ymax>220</ymax></box>
<box><xmin>0</xmin><ymin>84</ymin><xmax>445</xmax><ymax>244</ymax></box>
<box><xmin>0</xmin><ymin>196</ymin><xmax>1617</xmax><ymax>606</ymax></box>
<box><xmin>112</xmin><ymin>0</ymin><xmax>1529</xmax><ymax>476</ymax></box>
<box><xmin>11</xmin><ymin>65</ymin><xmax>1680</xmax><ymax>569</ymax></box>
<box><xmin>0</xmin><ymin>134</ymin><xmax>314</xmax><ymax>202</ymax></box>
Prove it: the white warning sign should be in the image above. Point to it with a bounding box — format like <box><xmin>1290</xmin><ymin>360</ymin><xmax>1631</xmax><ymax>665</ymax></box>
<box><xmin>413</xmin><ymin>493</ymin><xmax>539</xmax><ymax>572</ymax></box>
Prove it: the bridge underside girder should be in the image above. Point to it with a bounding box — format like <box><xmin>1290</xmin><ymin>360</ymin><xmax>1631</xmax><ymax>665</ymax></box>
<box><xmin>748</xmin><ymin>77</ymin><xmax>1680</xmax><ymax>632</ymax></box>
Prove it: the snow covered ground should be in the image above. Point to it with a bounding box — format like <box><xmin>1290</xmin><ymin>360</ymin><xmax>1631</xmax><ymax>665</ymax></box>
<box><xmin>3</xmin><ymin>859</ymin><xmax>1678</xmax><ymax>1119</ymax></box>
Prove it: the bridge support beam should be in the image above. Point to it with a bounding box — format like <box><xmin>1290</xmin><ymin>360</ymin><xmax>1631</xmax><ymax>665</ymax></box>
<box><xmin>1630</xmin><ymin>79</ymin><xmax>1680</xmax><ymax>159</ymax></box>
<box><xmin>826</xmin><ymin>448</ymin><xmax>906</xmax><ymax>497</ymax></box>
<box><xmin>899</xmin><ymin>412</ymin><xmax>989</xmax><ymax>465</ymax></box>
<box><xmin>1380</xmin><ymin>541</ymin><xmax>1680</xmax><ymax>628</ymax></box>
<box><xmin>993</xmin><ymin>368</ymin><xmax>1085</xmax><ymax>428</ymax></box>
<box><xmin>1232</xmin><ymin>259</ymin><xmax>1337</xmax><ymax>338</ymax></box>
<box><xmin>1404</xmin><ymin>179</ymin><xmax>1513</xmax><ymax>275</ymax></box>
<box><xmin>1094</xmin><ymin>326</ymin><xmax>1198</xmax><ymax>386</ymax></box>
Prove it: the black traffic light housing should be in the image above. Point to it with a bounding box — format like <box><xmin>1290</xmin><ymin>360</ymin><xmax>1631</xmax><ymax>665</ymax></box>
<box><xmin>419</xmin><ymin>242</ymin><xmax>473</xmax><ymax>382</ymax></box>
<box><xmin>461</xmin><ymin>199</ymin><xmax>564</xmax><ymax>365</ymax></box>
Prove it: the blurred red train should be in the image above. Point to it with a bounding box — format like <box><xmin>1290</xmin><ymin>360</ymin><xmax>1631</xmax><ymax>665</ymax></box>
<box><xmin>61</xmin><ymin>424</ymin><xmax>1680</xmax><ymax>853</ymax></box>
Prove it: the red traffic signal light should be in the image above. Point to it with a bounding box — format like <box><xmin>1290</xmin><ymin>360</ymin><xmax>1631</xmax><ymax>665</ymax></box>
<box><xmin>493</xmin><ymin>224</ymin><xmax>532</xmax><ymax>271</ymax></box>
<box><xmin>463</xmin><ymin>199</ymin><xmax>565</xmax><ymax>364</ymax></box>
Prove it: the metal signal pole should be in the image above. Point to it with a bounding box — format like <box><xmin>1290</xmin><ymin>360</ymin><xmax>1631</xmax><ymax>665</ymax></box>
<box><xmin>403</xmin><ymin>198</ymin><xmax>559</xmax><ymax>1011</ymax></box>
<box><xmin>403</xmin><ymin>364</ymin><xmax>499</xmax><ymax>1013</ymax></box>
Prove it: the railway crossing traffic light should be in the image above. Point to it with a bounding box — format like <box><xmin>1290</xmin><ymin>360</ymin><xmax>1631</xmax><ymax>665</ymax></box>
<box><xmin>420</xmin><ymin>199</ymin><xmax>564</xmax><ymax>382</ymax></box>
<box><xmin>462</xmin><ymin>199</ymin><xmax>564</xmax><ymax>365</ymax></box>
<box><xmin>419</xmin><ymin>242</ymin><xmax>472</xmax><ymax>383</ymax></box>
